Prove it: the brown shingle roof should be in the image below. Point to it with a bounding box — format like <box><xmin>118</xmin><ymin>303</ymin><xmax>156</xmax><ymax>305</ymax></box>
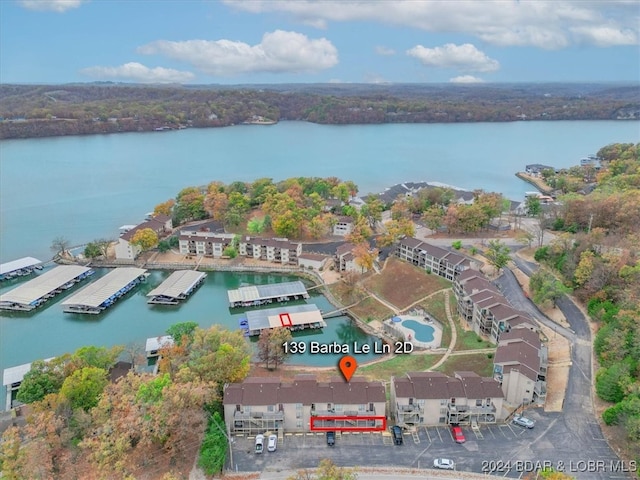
<box><xmin>494</xmin><ymin>340</ymin><xmax>541</xmax><ymax>381</ymax></box>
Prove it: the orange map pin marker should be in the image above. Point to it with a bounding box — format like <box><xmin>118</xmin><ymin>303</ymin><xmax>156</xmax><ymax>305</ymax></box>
<box><xmin>339</xmin><ymin>355</ymin><xmax>358</xmax><ymax>382</ymax></box>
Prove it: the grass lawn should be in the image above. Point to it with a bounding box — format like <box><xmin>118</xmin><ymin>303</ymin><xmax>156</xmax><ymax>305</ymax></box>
<box><xmin>455</xmin><ymin>326</ymin><xmax>494</xmax><ymax>350</ymax></box>
<box><xmin>435</xmin><ymin>353</ymin><xmax>495</xmax><ymax>378</ymax></box>
<box><xmin>360</xmin><ymin>353</ymin><xmax>443</xmax><ymax>381</ymax></box>
<box><xmin>417</xmin><ymin>290</ymin><xmax>452</xmax><ymax>347</ymax></box>
<box><xmin>362</xmin><ymin>257</ymin><xmax>450</xmax><ymax>310</ymax></box>
<box><xmin>349</xmin><ymin>297</ymin><xmax>395</xmax><ymax>322</ymax></box>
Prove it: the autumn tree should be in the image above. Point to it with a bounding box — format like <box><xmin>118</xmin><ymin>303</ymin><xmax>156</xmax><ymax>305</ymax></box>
<box><xmin>353</xmin><ymin>243</ymin><xmax>378</xmax><ymax>273</ymax></box>
<box><xmin>0</xmin><ymin>427</ymin><xmax>26</xmax><ymax>479</ymax></box>
<box><xmin>257</xmin><ymin>328</ymin><xmax>293</xmax><ymax>370</ymax></box>
<box><xmin>287</xmin><ymin>458</ymin><xmax>358</xmax><ymax>480</ymax></box>
<box><xmin>50</xmin><ymin>236</ymin><xmax>70</xmax><ymax>256</ymax></box>
<box><xmin>360</xmin><ymin>196</ymin><xmax>384</xmax><ymax>230</ymax></box>
<box><xmin>377</xmin><ymin>217</ymin><xmax>415</xmax><ymax>247</ymax></box>
<box><xmin>131</xmin><ymin>227</ymin><xmax>159</xmax><ymax>250</ymax></box>
<box><xmin>422</xmin><ymin>205</ymin><xmax>444</xmax><ymax>231</ymax></box>
<box><xmin>174</xmin><ymin>186</ymin><xmax>206</xmax><ymax>224</ymax></box>
<box><xmin>153</xmin><ymin>198</ymin><xmax>175</xmax><ymax>217</ymax></box>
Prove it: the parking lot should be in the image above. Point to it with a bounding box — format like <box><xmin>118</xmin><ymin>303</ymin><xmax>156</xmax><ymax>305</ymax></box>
<box><xmin>230</xmin><ymin>409</ymin><xmax>634</xmax><ymax>479</ymax></box>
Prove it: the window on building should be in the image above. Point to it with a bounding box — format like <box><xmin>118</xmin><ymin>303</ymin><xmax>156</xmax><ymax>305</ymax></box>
<box><xmin>236</xmin><ymin>405</ymin><xmax>240</xmax><ymax>412</ymax></box>
<box><xmin>335</xmin><ymin>404</ymin><xmax>343</xmax><ymax>412</ymax></box>
<box><xmin>267</xmin><ymin>405</ymin><xmax>274</xmax><ymax>412</ymax></box>
<box><xmin>296</xmin><ymin>420</ymin><xmax>303</xmax><ymax>428</ymax></box>
<box><xmin>358</xmin><ymin>404</ymin><xmax>365</xmax><ymax>412</ymax></box>
<box><xmin>476</xmin><ymin>399</ymin><xmax>482</xmax><ymax>406</ymax></box>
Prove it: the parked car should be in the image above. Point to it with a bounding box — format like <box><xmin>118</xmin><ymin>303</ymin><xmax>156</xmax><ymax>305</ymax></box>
<box><xmin>326</xmin><ymin>431</ymin><xmax>335</xmax><ymax>446</ymax></box>
<box><xmin>267</xmin><ymin>434</ymin><xmax>277</xmax><ymax>452</ymax></box>
<box><xmin>433</xmin><ymin>458</ymin><xmax>455</xmax><ymax>470</ymax></box>
<box><xmin>392</xmin><ymin>425</ymin><xmax>403</xmax><ymax>445</ymax></box>
<box><xmin>512</xmin><ymin>415</ymin><xmax>535</xmax><ymax>429</ymax></box>
<box><xmin>255</xmin><ymin>434</ymin><xmax>264</xmax><ymax>454</ymax></box>
<box><xmin>451</xmin><ymin>425</ymin><xmax>465</xmax><ymax>443</ymax></box>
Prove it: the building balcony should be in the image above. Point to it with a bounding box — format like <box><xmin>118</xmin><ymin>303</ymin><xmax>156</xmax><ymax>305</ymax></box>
<box><xmin>397</xmin><ymin>404</ymin><xmax>423</xmax><ymax>413</ymax></box>
<box><xmin>233</xmin><ymin>411</ymin><xmax>284</xmax><ymax>421</ymax></box>
<box><xmin>448</xmin><ymin>403</ymin><xmax>496</xmax><ymax>414</ymax></box>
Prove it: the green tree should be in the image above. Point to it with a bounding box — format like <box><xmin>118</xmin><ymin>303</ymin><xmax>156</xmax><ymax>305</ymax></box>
<box><xmin>68</xmin><ymin>345</ymin><xmax>123</xmax><ymax>372</ymax></box>
<box><xmin>198</xmin><ymin>412</ymin><xmax>228</xmax><ymax>475</ymax></box>
<box><xmin>16</xmin><ymin>359</ymin><xmax>66</xmax><ymax>404</ymax></box>
<box><xmin>131</xmin><ymin>227</ymin><xmax>159</xmax><ymax>250</ymax></box>
<box><xmin>529</xmin><ymin>269</ymin><xmax>572</xmax><ymax>308</ymax></box>
<box><xmin>485</xmin><ymin>239</ymin><xmax>511</xmax><ymax>271</ymax></box>
<box><xmin>84</xmin><ymin>242</ymin><xmax>102</xmax><ymax>258</ymax></box>
<box><xmin>526</xmin><ymin>196</ymin><xmax>542</xmax><ymax>216</ymax></box>
<box><xmin>166</xmin><ymin>321</ymin><xmax>199</xmax><ymax>345</ymax></box>
<box><xmin>59</xmin><ymin>366</ymin><xmax>108</xmax><ymax>411</ymax></box>
<box><xmin>595</xmin><ymin>361</ymin><xmax>633</xmax><ymax>403</ymax></box>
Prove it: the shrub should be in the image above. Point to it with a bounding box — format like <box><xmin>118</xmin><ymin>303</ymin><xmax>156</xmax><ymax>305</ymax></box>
<box><xmin>534</xmin><ymin>246</ymin><xmax>549</xmax><ymax>262</ymax></box>
<box><xmin>452</xmin><ymin>240</ymin><xmax>462</xmax><ymax>250</ymax></box>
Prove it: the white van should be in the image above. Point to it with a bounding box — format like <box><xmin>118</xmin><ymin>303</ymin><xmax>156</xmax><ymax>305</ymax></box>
<box><xmin>255</xmin><ymin>434</ymin><xmax>264</xmax><ymax>454</ymax></box>
<box><xmin>267</xmin><ymin>434</ymin><xmax>277</xmax><ymax>452</ymax></box>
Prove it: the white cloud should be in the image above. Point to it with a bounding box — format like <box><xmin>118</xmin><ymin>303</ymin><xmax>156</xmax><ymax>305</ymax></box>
<box><xmin>138</xmin><ymin>30</ymin><xmax>338</xmax><ymax>76</ymax></box>
<box><xmin>19</xmin><ymin>0</ymin><xmax>86</xmax><ymax>12</ymax></box>
<box><xmin>375</xmin><ymin>46</ymin><xmax>396</xmax><ymax>56</ymax></box>
<box><xmin>222</xmin><ymin>0</ymin><xmax>639</xmax><ymax>49</ymax></box>
<box><xmin>407</xmin><ymin>43</ymin><xmax>499</xmax><ymax>72</ymax></box>
<box><xmin>571</xmin><ymin>25</ymin><xmax>638</xmax><ymax>47</ymax></box>
<box><xmin>81</xmin><ymin>62</ymin><xmax>195</xmax><ymax>84</ymax></box>
<box><xmin>450</xmin><ymin>75</ymin><xmax>484</xmax><ymax>84</ymax></box>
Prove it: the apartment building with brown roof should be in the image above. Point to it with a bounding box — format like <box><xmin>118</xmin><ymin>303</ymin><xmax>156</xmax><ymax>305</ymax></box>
<box><xmin>223</xmin><ymin>375</ymin><xmax>386</xmax><ymax>434</ymax></box>
<box><xmin>238</xmin><ymin>236</ymin><xmax>302</xmax><ymax>265</ymax></box>
<box><xmin>395</xmin><ymin>237</ymin><xmax>478</xmax><ymax>281</ymax></box>
<box><xmin>391</xmin><ymin>371</ymin><xmax>505</xmax><ymax>427</ymax></box>
<box><xmin>494</xmin><ymin>329</ymin><xmax>548</xmax><ymax>406</ymax></box>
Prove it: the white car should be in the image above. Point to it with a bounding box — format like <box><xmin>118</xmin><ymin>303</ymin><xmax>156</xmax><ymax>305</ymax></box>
<box><xmin>433</xmin><ymin>458</ymin><xmax>455</xmax><ymax>470</ymax></box>
<box><xmin>512</xmin><ymin>415</ymin><xmax>535</xmax><ymax>429</ymax></box>
<box><xmin>267</xmin><ymin>434</ymin><xmax>277</xmax><ymax>452</ymax></box>
<box><xmin>255</xmin><ymin>434</ymin><xmax>264</xmax><ymax>454</ymax></box>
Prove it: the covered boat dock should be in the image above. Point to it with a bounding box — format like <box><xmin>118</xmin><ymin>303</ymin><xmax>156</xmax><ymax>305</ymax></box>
<box><xmin>61</xmin><ymin>267</ymin><xmax>147</xmax><ymax>314</ymax></box>
<box><xmin>147</xmin><ymin>270</ymin><xmax>206</xmax><ymax>305</ymax></box>
<box><xmin>243</xmin><ymin>304</ymin><xmax>326</xmax><ymax>337</ymax></box>
<box><xmin>3</xmin><ymin>358</ymin><xmax>54</xmax><ymax>410</ymax></box>
<box><xmin>227</xmin><ymin>280</ymin><xmax>309</xmax><ymax>308</ymax></box>
<box><xmin>0</xmin><ymin>265</ymin><xmax>93</xmax><ymax>311</ymax></box>
<box><xmin>0</xmin><ymin>256</ymin><xmax>43</xmax><ymax>281</ymax></box>
<box><xmin>145</xmin><ymin>335</ymin><xmax>175</xmax><ymax>358</ymax></box>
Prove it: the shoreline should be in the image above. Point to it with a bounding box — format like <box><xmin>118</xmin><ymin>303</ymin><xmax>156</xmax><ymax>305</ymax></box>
<box><xmin>515</xmin><ymin>172</ymin><xmax>555</xmax><ymax>195</ymax></box>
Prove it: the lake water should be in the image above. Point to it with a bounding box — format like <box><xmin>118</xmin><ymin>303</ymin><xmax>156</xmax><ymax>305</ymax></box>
<box><xmin>0</xmin><ymin>120</ymin><xmax>638</xmax><ymax>409</ymax></box>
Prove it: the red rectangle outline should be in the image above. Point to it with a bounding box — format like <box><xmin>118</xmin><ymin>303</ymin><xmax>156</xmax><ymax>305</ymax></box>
<box><xmin>310</xmin><ymin>415</ymin><xmax>387</xmax><ymax>432</ymax></box>
<box><xmin>279</xmin><ymin>313</ymin><xmax>292</xmax><ymax>327</ymax></box>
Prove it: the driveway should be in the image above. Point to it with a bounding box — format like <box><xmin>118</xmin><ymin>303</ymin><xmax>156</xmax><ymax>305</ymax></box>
<box><xmin>229</xmin><ymin>415</ymin><xmax>630</xmax><ymax>479</ymax></box>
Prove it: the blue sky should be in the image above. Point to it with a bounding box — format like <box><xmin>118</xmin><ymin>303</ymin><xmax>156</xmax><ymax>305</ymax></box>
<box><xmin>1</xmin><ymin>0</ymin><xmax>638</xmax><ymax>85</ymax></box>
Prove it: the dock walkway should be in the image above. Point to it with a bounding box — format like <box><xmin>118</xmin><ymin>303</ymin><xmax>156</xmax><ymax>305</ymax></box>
<box><xmin>147</xmin><ymin>270</ymin><xmax>206</xmax><ymax>305</ymax></box>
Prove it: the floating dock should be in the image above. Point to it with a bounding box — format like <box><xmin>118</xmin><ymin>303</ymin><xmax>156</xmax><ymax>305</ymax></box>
<box><xmin>3</xmin><ymin>358</ymin><xmax>54</xmax><ymax>410</ymax></box>
<box><xmin>61</xmin><ymin>267</ymin><xmax>147</xmax><ymax>314</ymax></box>
<box><xmin>227</xmin><ymin>280</ymin><xmax>309</xmax><ymax>308</ymax></box>
<box><xmin>0</xmin><ymin>256</ymin><xmax>43</xmax><ymax>281</ymax></box>
<box><xmin>242</xmin><ymin>304</ymin><xmax>326</xmax><ymax>337</ymax></box>
<box><xmin>146</xmin><ymin>270</ymin><xmax>206</xmax><ymax>305</ymax></box>
<box><xmin>0</xmin><ymin>265</ymin><xmax>93</xmax><ymax>311</ymax></box>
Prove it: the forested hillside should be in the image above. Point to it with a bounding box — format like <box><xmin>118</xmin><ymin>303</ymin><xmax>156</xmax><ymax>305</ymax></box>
<box><xmin>1</xmin><ymin>82</ymin><xmax>638</xmax><ymax>139</ymax></box>
<box><xmin>534</xmin><ymin>143</ymin><xmax>640</xmax><ymax>469</ymax></box>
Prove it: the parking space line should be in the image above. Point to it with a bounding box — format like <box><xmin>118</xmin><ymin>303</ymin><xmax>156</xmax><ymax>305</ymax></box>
<box><xmin>498</xmin><ymin>425</ymin><xmax>510</xmax><ymax>438</ymax></box>
<box><xmin>425</xmin><ymin>427</ymin><xmax>432</xmax><ymax>443</ymax></box>
<box><xmin>486</xmin><ymin>426</ymin><xmax>496</xmax><ymax>439</ymax></box>
<box><xmin>436</xmin><ymin>427</ymin><xmax>443</xmax><ymax>442</ymax></box>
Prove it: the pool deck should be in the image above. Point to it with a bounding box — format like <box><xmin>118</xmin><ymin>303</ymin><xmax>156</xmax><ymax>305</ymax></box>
<box><xmin>384</xmin><ymin>314</ymin><xmax>443</xmax><ymax>350</ymax></box>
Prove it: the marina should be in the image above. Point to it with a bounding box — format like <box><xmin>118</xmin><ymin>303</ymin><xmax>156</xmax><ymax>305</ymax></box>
<box><xmin>0</xmin><ymin>257</ymin><xmax>43</xmax><ymax>281</ymax></box>
<box><xmin>146</xmin><ymin>270</ymin><xmax>207</xmax><ymax>305</ymax></box>
<box><xmin>60</xmin><ymin>267</ymin><xmax>147</xmax><ymax>314</ymax></box>
<box><xmin>0</xmin><ymin>265</ymin><xmax>93</xmax><ymax>311</ymax></box>
<box><xmin>227</xmin><ymin>280</ymin><xmax>309</xmax><ymax>308</ymax></box>
<box><xmin>241</xmin><ymin>304</ymin><xmax>327</xmax><ymax>337</ymax></box>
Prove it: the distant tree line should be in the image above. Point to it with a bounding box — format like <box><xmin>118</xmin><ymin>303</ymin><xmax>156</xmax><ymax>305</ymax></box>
<box><xmin>1</xmin><ymin>83</ymin><xmax>637</xmax><ymax>139</ymax></box>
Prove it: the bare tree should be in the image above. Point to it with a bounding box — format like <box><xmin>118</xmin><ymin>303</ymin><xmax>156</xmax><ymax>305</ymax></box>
<box><xmin>50</xmin><ymin>236</ymin><xmax>70</xmax><ymax>256</ymax></box>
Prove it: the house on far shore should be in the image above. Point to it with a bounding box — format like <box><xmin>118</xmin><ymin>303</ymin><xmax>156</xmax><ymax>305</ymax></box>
<box><xmin>525</xmin><ymin>164</ymin><xmax>555</xmax><ymax>177</ymax></box>
<box><xmin>115</xmin><ymin>214</ymin><xmax>173</xmax><ymax>260</ymax></box>
<box><xmin>333</xmin><ymin>216</ymin><xmax>354</xmax><ymax>237</ymax></box>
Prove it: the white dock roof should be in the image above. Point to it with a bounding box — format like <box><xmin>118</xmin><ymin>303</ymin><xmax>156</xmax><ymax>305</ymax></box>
<box><xmin>145</xmin><ymin>335</ymin><xmax>175</xmax><ymax>353</ymax></box>
<box><xmin>61</xmin><ymin>267</ymin><xmax>147</xmax><ymax>308</ymax></box>
<box><xmin>0</xmin><ymin>257</ymin><xmax>42</xmax><ymax>275</ymax></box>
<box><xmin>227</xmin><ymin>280</ymin><xmax>307</xmax><ymax>304</ymax></box>
<box><xmin>147</xmin><ymin>270</ymin><xmax>206</xmax><ymax>300</ymax></box>
<box><xmin>3</xmin><ymin>358</ymin><xmax>55</xmax><ymax>386</ymax></box>
<box><xmin>245</xmin><ymin>304</ymin><xmax>325</xmax><ymax>332</ymax></box>
<box><xmin>0</xmin><ymin>266</ymin><xmax>91</xmax><ymax>306</ymax></box>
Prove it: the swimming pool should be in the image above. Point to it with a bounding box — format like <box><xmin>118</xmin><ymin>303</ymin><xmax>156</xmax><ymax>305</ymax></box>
<box><xmin>401</xmin><ymin>320</ymin><xmax>435</xmax><ymax>342</ymax></box>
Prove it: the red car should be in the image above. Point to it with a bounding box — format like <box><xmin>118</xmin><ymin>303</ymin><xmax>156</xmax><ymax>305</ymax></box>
<box><xmin>451</xmin><ymin>425</ymin><xmax>466</xmax><ymax>443</ymax></box>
